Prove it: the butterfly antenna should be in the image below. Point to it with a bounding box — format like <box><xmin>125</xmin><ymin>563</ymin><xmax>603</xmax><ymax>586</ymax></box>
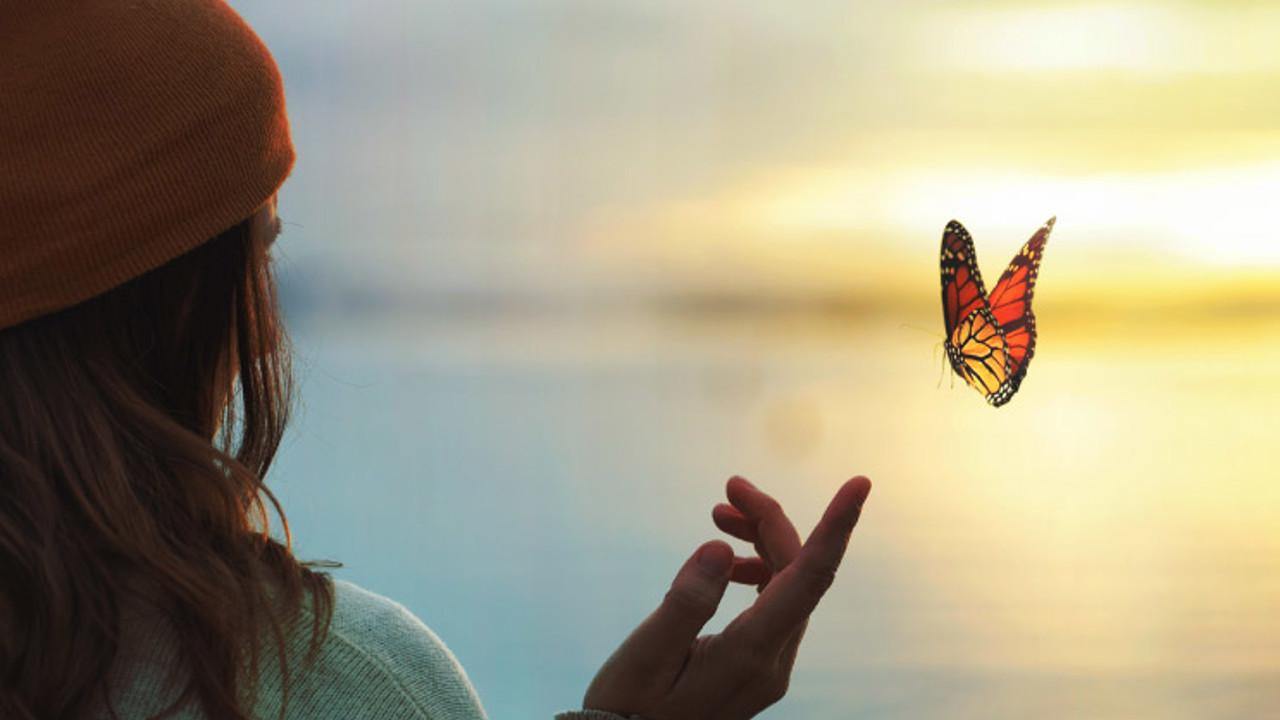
<box><xmin>899</xmin><ymin>323</ymin><xmax>944</xmax><ymax>341</ymax></box>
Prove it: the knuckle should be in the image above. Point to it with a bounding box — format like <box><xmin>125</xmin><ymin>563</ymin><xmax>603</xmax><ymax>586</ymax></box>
<box><xmin>758</xmin><ymin>496</ymin><xmax>784</xmax><ymax>518</ymax></box>
<box><xmin>721</xmin><ymin>642</ymin><xmax>763</xmax><ymax>674</ymax></box>
<box><xmin>798</xmin><ymin>562</ymin><xmax>837</xmax><ymax>600</ymax></box>
<box><xmin>663</xmin><ymin>584</ymin><xmax>717</xmax><ymax>622</ymax></box>
<box><xmin>738</xmin><ymin>642</ymin><xmax>780</xmax><ymax>679</ymax></box>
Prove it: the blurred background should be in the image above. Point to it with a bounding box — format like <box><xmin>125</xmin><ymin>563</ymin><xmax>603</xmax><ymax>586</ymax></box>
<box><xmin>233</xmin><ymin>1</ymin><xmax>1280</xmax><ymax>717</ymax></box>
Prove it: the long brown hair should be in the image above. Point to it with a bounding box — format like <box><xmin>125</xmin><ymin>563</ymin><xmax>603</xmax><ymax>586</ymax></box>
<box><xmin>0</xmin><ymin>202</ymin><xmax>332</xmax><ymax>720</ymax></box>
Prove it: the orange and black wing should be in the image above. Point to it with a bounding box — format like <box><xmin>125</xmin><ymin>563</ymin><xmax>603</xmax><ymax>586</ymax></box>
<box><xmin>945</xmin><ymin>306</ymin><xmax>1011</xmax><ymax>403</ymax></box>
<box><xmin>987</xmin><ymin>217</ymin><xmax>1053</xmax><ymax>397</ymax></box>
<box><xmin>940</xmin><ymin>220</ymin><xmax>992</xmax><ymax>339</ymax></box>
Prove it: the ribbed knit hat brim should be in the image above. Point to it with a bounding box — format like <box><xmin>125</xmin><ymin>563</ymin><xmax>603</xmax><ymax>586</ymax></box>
<box><xmin>0</xmin><ymin>0</ymin><xmax>294</xmax><ymax>330</ymax></box>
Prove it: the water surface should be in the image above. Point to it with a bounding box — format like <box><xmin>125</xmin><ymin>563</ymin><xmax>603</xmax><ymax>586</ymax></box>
<box><xmin>270</xmin><ymin>305</ymin><xmax>1280</xmax><ymax>719</ymax></box>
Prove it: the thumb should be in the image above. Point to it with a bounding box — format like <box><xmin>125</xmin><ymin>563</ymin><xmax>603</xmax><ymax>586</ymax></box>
<box><xmin>621</xmin><ymin>541</ymin><xmax>735</xmax><ymax>667</ymax></box>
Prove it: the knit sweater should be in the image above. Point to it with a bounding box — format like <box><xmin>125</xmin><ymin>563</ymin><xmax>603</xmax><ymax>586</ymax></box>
<box><xmin>108</xmin><ymin>579</ymin><xmax>630</xmax><ymax>720</ymax></box>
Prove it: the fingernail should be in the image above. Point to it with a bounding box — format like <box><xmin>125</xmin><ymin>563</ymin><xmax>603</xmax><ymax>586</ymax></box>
<box><xmin>697</xmin><ymin>543</ymin><xmax>733</xmax><ymax>576</ymax></box>
<box><xmin>853</xmin><ymin>478</ymin><xmax>871</xmax><ymax>506</ymax></box>
<box><xmin>733</xmin><ymin>475</ymin><xmax>757</xmax><ymax>490</ymax></box>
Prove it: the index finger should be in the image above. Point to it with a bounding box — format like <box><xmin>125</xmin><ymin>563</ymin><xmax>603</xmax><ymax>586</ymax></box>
<box><xmin>743</xmin><ymin>476</ymin><xmax>871</xmax><ymax>648</ymax></box>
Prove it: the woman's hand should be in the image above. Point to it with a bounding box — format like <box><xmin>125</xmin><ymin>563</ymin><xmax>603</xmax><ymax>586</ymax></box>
<box><xmin>582</xmin><ymin>475</ymin><xmax>871</xmax><ymax>720</ymax></box>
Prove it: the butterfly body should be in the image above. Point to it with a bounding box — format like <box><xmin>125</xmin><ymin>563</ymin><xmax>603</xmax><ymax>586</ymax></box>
<box><xmin>940</xmin><ymin>217</ymin><xmax>1053</xmax><ymax>407</ymax></box>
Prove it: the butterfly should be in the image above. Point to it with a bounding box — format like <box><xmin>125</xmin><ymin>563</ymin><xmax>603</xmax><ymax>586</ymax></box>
<box><xmin>940</xmin><ymin>217</ymin><xmax>1054</xmax><ymax>407</ymax></box>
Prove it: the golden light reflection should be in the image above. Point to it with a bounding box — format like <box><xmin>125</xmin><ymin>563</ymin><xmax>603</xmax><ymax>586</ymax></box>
<box><xmin>757</xmin><ymin>160</ymin><xmax>1280</xmax><ymax>265</ymax></box>
<box><xmin>786</xmin><ymin>320</ymin><xmax>1280</xmax><ymax>677</ymax></box>
<box><xmin>579</xmin><ymin>128</ymin><xmax>1280</xmax><ymax>314</ymax></box>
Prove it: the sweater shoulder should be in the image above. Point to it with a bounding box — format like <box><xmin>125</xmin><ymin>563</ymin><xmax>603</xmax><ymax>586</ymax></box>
<box><xmin>261</xmin><ymin>579</ymin><xmax>488</xmax><ymax>720</ymax></box>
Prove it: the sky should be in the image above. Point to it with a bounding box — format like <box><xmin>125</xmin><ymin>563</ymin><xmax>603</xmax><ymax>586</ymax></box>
<box><xmin>233</xmin><ymin>0</ymin><xmax>1280</xmax><ymax>310</ymax></box>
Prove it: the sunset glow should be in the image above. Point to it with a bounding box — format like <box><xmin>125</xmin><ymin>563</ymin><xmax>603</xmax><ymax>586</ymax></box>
<box><xmin>568</xmin><ymin>1</ymin><xmax>1280</xmax><ymax>301</ymax></box>
<box><xmin>918</xmin><ymin>4</ymin><xmax>1280</xmax><ymax>75</ymax></box>
<box><xmin>751</xmin><ymin>160</ymin><xmax>1280</xmax><ymax>266</ymax></box>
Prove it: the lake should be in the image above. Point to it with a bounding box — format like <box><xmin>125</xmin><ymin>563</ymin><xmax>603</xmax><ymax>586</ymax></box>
<box><xmin>269</xmin><ymin>300</ymin><xmax>1280</xmax><ymax>719</ymax></box>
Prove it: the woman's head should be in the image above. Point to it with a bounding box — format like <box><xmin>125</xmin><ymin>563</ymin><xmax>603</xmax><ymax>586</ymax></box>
<box><xmin>0</xmin><ymin>196</ymin><xmax>324</xmax><ymax>720</ymax></box>
<box><xmin>0</xmin><ymin>3</ymin><xmax>327</xmax><ymax>719</ymax></box>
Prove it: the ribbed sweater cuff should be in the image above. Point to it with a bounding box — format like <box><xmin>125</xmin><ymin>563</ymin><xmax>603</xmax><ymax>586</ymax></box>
<box><xmin>555</xmin><ymin>710</ymin><xmax>647</xmax><ymax>720</ymax></box>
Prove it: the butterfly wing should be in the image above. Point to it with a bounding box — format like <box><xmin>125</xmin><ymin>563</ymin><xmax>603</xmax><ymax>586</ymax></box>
<box><xmin>945</xmin><ymin>306</ymin><xmax>1011</xmax><ymax>401</ymax></box>
<box><xmin>941</xmin><ymin>220</ymin><xmax>1016</xmax><ymax>405</ymax></box>
<box><xmin>986</xmin><ymin>217</ymin><xmax>1054</xmax><ymax>397</ymax></box>
<box><xmin>940</xmin><ymin>220</ymin><xmax>993</xmax><ymax>340</ymax></box>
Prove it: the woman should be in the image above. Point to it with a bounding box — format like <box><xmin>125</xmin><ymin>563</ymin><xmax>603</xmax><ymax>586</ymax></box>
<box><xmin>0</xmin><ymin>2</ymin><xmax>871</xmax><ymax>719</ymax></box>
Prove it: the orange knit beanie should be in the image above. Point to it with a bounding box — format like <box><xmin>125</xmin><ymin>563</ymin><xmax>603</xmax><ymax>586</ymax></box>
<box><xmin>0</xmin><ymin>0</ymin><xmax>294</xmax><ymax>331</ymax></box>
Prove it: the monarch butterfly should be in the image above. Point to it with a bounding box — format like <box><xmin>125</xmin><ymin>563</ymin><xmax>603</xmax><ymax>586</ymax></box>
<box><xmin>940</xmin><ymin>217</ymin><xmax>1054</xmax><ymax>407</ymax></box>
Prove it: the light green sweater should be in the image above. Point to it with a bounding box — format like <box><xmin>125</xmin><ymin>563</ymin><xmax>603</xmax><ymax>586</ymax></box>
<box><xmin>108</xmin><ymin>579</ymin><xmax>629</xmax><ymax>720</ymax></box>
